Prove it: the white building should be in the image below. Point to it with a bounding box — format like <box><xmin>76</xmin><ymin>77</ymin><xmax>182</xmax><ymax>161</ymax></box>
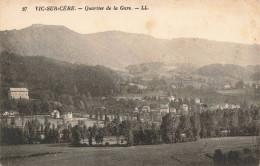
<box><xmin>169</xmin><ymin>96</ymin><xmax>175</xmax><ymax>101</ymax></box>
<box><xmin>51</xmin><ymin>110</ymin><xmax>60</xmax><ymax>119</ymax></box>
<box><xmin>160</xmin><ymin>104</ymin><xmax>169</xmax><ymax>113</ymax></box>
<box><xmin>9</xmin><ymin>88</ymin><xmax>29</xmax><ymax>99</ymax></box>
<box><xmin>194</xmin><ymin>98</ymin><xmax>200</xmax><ymax>104</ymax></box>
<box><xmin>142</xmin><ymin>106</ymin><xmax>150</xmax><ymax>113</ymax></box>
<box><xmin>169</xmin><ymin>108</ymin><xmax>176</xmax><ymax>113</ymax></box>
<box><xmin>63</xmin><ymin>112</ymin><xmax>73</xmax><ymax>120</ymax></box>
<box><xmin>9</xmin><ymin>111</ymin><xmax>18</xmax><ymax>116</ymax></box>
<box><xmin>133</xmin><ymin>107</ymin><xmax>139</xmax><ymax>113</ymax></box>
<box><xmin>3</xmin><ymin>111</ymin><xmax>9</xmax><ymax>116</ymax></box>
<box><xmin>224</xmin><ymin>84</ymin><xmax>231</xmax><ymax>89</ymax></box>
<box><xmin>180</xmin><ymin>104</ymin><xmax>189</xmax><ymax>112</ymax></box>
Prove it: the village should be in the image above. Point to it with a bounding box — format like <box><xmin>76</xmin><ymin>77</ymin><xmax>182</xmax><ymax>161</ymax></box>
<box><xmin>2</xmin><ymin>85</ymin><xmax>255</xmax><ymax>146</ymax></box>
<box><xmin>2</xmin><ymin>87</ymin><xmax>242</xmax><ymax>124</ymax></box>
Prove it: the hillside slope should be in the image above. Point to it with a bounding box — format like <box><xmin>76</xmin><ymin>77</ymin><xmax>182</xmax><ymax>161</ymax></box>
<box><xmin>0</xmin><ymin>24</ymin><xmax>259</xmax><ymax>68</ymax></box>
<box><xmin>0</xmin><ymin>51</ymin><xmax>121</xmax><ymax>100</ymax></box>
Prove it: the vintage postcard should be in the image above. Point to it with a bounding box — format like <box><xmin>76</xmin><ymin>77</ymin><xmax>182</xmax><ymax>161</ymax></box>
<box><xmin>0</xmin><ymin>0</ymin><xmax>259</xmax><ymax>165</ymax></box>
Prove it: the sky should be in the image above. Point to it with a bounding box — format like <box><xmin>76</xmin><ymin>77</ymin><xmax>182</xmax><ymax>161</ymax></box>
<box><xmin>0</xmin><ymin>0</ymin><xmax>260</xmax><ymax>45</ymax></box>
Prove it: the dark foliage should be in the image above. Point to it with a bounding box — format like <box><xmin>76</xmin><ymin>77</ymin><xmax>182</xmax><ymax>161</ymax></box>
<box><xmin>0</xmin><ymin>51</ymin><xmax>120</xmax><ymax>101</ymax></box>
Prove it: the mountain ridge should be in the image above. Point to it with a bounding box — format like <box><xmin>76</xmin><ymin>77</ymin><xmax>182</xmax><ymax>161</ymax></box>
<box><xmin>0</xmin><ymin>24</ymin><xmax>259</xmax><ymax>68</ymax></box>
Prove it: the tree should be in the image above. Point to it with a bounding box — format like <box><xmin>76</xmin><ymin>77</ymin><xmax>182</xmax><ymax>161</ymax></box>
<box><xmin>213</xmin><ymin>149</ymin><xmax>226</xmax><ymax>164</ymax></box>
<box><xmin>10</xmin><ymin>117</ymin><xmax>16</xmax><ymax>126</ymax></box>
<box><xmin>72</xmin><ymin>130</ymin><xmax>81</xmax><ymax>144</ymax></box>
<box><xmin>229</xmin><ymin>111</ymin><xmax>239</xmax><ymax>136</ymax></box>
<box><xmin>62</xmin><ymin>129</ymin><xmax>72</xmax><ymax>142</ymax></box>
<box><xmin>43</xmin><ymin>125</ymin><xmax>51</xmax><ymax>143</ymax></box>
<box><xmin>79</xmin><ymin>100</ymin><xmax>85</xmax><ymax>110</ymax></box>
<box><xmin>178</xmin><ymin>115</ymin><xmax>192</xmax><ymax>141</ymax></box>
<box><xmin>113</xmin><ymin>118</ymin><xmax>120</xmax><ymax>137</ymax></box>
<box><xmin>73</xmin><ymin>86</ymin><xmax>78</xmax><ymax>96</ymax></box>
<box><xmin>1</xmin><ymin>127</ymin><xmax>24</xmax><ymax>145</ymax></box>
<box><xmin>190</xmin><ymin>113</ymin><xmax>201</xmax><ymax>140</ymax></box>
<box><xmin>104</xmin><ymin>114</ymin><xmax>110</xmax><ymax>126</ymax></box>
<box><xmin>151</xmin><ymin>123</ymin><xmax>160</xmax><ymax>144</ymax></box>
<box><xmin>100</xmin><ymin>111</ymin><xmax>104</xmax><ymax>121</ymax></box>
<box><xmin>236</xmin><ymin>80</ymin><xmax>244</xmax><ymax>89</ymax></box>
<box><xmin>40</xmin><ymin>123</ymin><xmax>44</xmax><ymax>134</ymax></box>
<box><xmin>87</xmin><ymin>92</ymin><xmax>92</xmax><ymax>100</ymax></box>
<box><xmin>160</xmin><ymin>113</ymin><xmax>179</xmax><ymax>143</ymax></box>
<box><xmin>17</xmin><ymin>100</ymin><xmax>29</xmax><ymax>115</ymax></box>
<box><xmin>207</xmin><ymin>111</ymin><xmax>219</xmax><ymax>137</ymax></box>
<box><xmin>95</xmin><ymin>130</ymin><xmax>104</xmax><ymax>145</ymax></box>
<box><xmin>95</xmin><ymin>110</ymin><xmax>99</xmax><ymax>120</ymax></box>
<box><xmin>120</xmin><ymin>120</ymin><xmax>134</xmax><ymax>146</ymax></box>
<box><xmin>72</xmin><ymin>126</ymin><xmax>81</xmax><ymax>144</ymax></box>
<box><xmin>88</xmin><ymin>137</ymin><xmax>93</xmax><ymax>146</ymax></box>
<box><xmin>89</xmin><ymin>110</ymin><xmax>93</xmax><ymax>118</ymax></box>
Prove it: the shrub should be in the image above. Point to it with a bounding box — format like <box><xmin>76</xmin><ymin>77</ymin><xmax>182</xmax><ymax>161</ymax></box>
<box><xmin>213</xmin><ymin>149</ymin><xmax>226</xmax><ymax>164</ymax></box>
<box><xmin>105</xmin><ymin>142</ymin><xmax>110</xmax><ymax>146</ymax></box>
<box><xmin>243</xmin><ymin>155</ymin><xmax>258</xmax><ymax>164</ymax></box>
<box><xmin>226</xmin><ymin>150</ymin><xmax>240</xmax><ymax>164</ymax></box>
<box><xmin>243</xmin><ymin>148</ymin><xmax>251</xmax><ymax>154</ymax></box>
<box><xmin>0</xmin><ymin>127</ymin><xmax>24</xmax><ymax>145</ymax></box>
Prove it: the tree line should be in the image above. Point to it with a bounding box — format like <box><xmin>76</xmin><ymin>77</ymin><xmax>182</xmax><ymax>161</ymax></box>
<box><xmin>1</xmin><ymin>106</ymin><xmax>259</xmax><ymax>146</ymax></box>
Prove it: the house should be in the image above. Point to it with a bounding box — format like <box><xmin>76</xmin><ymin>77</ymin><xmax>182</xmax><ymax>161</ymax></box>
<box><xmin>169</xmin><ymin>108</ymin><xmax>176</xmax><ymax>113</ymax></box>
<box><xmin>63</xmin><ymin>112</ymin><xmax>73</xmax><ymax>120</ymax></box>
<box><xmin>133</xmin><ymin>107</ymin><xmax>139</xmax><ymax>113</ymax></box>
<box><xmin>171</xmin><ymin>84</ymin><xmax>177</xmax><ymax>89</ymax></box>
<box><xmin>224</xmin><ymin>84</ymin><xmax>231</xmax><ymax>89</ymax></box>
<box><xmin>194</xmin><ymin>98</ymin><xmax>200</xmax><ymax>104</ymax></box>
<box><xmin>8</xmin><ymin>88</ymin><xmax>29</xmax><ymax>99</ymax></box>
<box><xmin>169</xmin><ymin>96</ymin><xmax>175</xmax><ymax>101</ymax></box>
<box><xmin>142</xmin><ymin>106</ymin><xmax>150</xmax><ymax>113</ymax></box>
<box><xmin>3</xmin><ymin>111</ymin><xmax>9</xmax><ymax>116</ymax></box>
<box><xmin>51</xmin><ymin>110</ymin><xmax>60</xmax><ymax>119</ymax></box>
<box><xmin>220</xmin><ymin>130</ymin><xmax>230</xmax><ymax>137</ymax></box>
<box><xmin>160</xmin><ymin>103</ymin><xmax>169</xmax><ymax>113</ymax></box>
<box><xmin>131</xmin><ymin>96</ymin><xmax>142</xmax><ymax>101</ymax></box>
<box><xmin>9</xmin><ymin>111</ymin><xmax>18</xmax><ymax>116</ymax></box>
<box><xmin>180</xmin><ymin>104</ymin><xmax>189</xmax><ymax>112</ymax></box>
<box><xmin>213</xmin><ymin>103</ymin><xmax>239</xmax><ymax>110</ymax></box>
<box><xmin>224</xmin><ymin>103</ymin><xmax>229</xmax><ymax>109</ymax></box>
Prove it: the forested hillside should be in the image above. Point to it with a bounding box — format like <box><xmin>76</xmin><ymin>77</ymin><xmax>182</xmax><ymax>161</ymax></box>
<box><xmin>0</xmin><ymin>51</ymin><xmax>121</xmax><ymax>105</ymax></box>
<box><xmin>195</xmin><ymin>64</ymin><xmax>257</xmax><ymax>81</ymax></box>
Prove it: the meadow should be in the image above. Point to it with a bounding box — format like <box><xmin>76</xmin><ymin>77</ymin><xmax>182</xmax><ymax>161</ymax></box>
<box><xmin>1</xmin><ymin>136</ymin><xmax>259</xmax><ymax>166</ymax></box>
<box><xmin>215</xmin><ymin>89</ymin><xmax>245</xmax><ymax>96</ymax></box>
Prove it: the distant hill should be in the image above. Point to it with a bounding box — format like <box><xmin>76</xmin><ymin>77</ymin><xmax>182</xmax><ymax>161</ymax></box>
<box><xmin>126</xmin><ymin>62</ymin><xmax>259</xmax><ymax>82</ymax></box>
<box><xmin>0</xmin><ymin>51</ymin><xmax>121</xmax><ymax>100</ymax></box>
<box><xmin>0</xmin><ymin>24</ymin><xmax>259</xmax><ymax>68</ymax></box>
<box><xmin>126</xmin><ymin>62</ymin><xmax>164</xmax><ymax>72</ymax></box>
<box><xmin>195</xmin><ymin>64</ymin><xmax>251</xmax><ymax>80</ymax></box>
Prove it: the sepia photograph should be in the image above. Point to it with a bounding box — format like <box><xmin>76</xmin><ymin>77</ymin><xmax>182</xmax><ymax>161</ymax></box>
<box><xmin>0</xmin><ymin>0</ymin><xmax>259</xmax><ymax>165</ymax></box>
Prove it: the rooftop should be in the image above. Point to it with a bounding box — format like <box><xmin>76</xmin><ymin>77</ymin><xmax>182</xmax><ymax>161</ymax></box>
<box><xmin>9</xmin><ymin>88</ymin><xmax>29</xmax><ymax>92</ymax></box>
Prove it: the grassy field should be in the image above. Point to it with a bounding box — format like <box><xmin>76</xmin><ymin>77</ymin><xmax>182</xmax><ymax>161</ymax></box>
<box><xmin>0</xmin><ymin>136</ymin><xmax>259</xmax><ymax>166</ymax></box>
<box><xmin>216</xmin><ymin>89</ymin><xmax>245</xmax><ymax>96</ymax></box>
